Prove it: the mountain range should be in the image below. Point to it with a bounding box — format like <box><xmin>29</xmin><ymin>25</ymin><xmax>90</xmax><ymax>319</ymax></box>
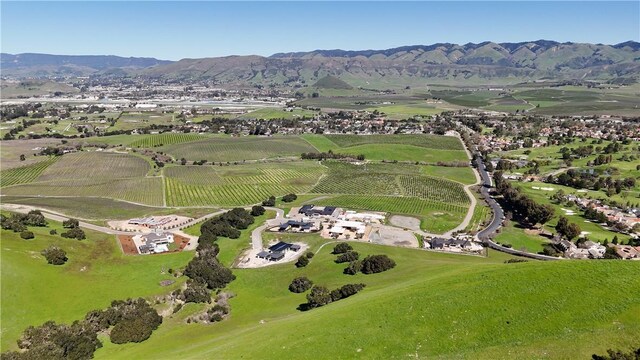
<box><xmin>2</xmin><ymin>40</ymin><xmax>639</xmax><ymax>86</ymax></box>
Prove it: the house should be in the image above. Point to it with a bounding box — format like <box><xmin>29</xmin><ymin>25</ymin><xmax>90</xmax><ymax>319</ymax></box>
<box><xmin>136</xmin><ymin>230</ymin><xmax>174</xmax><ymax>254</ymax></box>
<box><xmin>277</xmin><ymin>220</ymin><xmax>316</xmax><ymax>233</ymax></box>
<box><xmin>298</xmin><ymin>205</ymin><xmax>338</xmax><ymax>217</ymax></box>
<box><xmin>614</xmin><ymin>245</ymin><xmax>639</xmax><ymax>260</ymax></box>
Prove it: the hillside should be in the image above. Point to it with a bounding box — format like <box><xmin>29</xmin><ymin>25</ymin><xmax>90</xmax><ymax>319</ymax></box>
<box><xmin>312</xmin><ymin>75</ymin><xmax>353</xmax><ymax>89</ymax></box>
<box><xmin>3</xmin><ymin>41</ymin><xmax>639</xmax><ymax>86</ymax></box>
<box><xmin>0</xmin><ymin>53</ymin><xmax>172</xmax><ymax>77</ymax></box>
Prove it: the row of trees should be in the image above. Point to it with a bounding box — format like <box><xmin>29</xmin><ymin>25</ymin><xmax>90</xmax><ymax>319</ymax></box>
<box><xmin>1</xmin><ymin>211</ymin><xmax>47</xmax><ymax>232</ymax></box>
<box><xmin>301</xmin><ymin>151</ymin><xmax>365</xmax><ymax>161</ymax></box>
<box><xmin>494</xmin><ymin>171</ymin><xmax>555</xmax><ymax>227</ymax></box>
<box><xmin>304</xmin><ymin>283</ymin><xmax>366</xmax><ymax>310</ymax></box>
<box><xmin>345</xmin><ymin>255</ymin><xmax>396</xmax><ymax>275</ymax></box>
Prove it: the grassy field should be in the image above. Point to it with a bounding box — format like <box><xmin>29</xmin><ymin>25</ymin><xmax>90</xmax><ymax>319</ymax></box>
<box><xmin>164</xmin><ymin>162</ymin><xmax>325</xmax><ymax>206</ymax></box>
<box><xmin>91</xmin><ymin>238</ymin><xmax>640</xmax><ymax>359</ymax></box>
<box><xmin>2</xmin><ymin>152</ymin><xmax>164</xmax><ymax>206</ymax></box>
<box><xmin>160</xmin><ymin>136</ymin><xmax>317</xmax><ymax>162</ymax></box>
<box><xmin>0</xmin><ymin>219</ymin><xmax>193</xmax><ymax>351</ymax></box>
<box><xmin>494</xmin><ymin>223</ymin><xmax>551</xmax><ymax>253</ymax></box>
<box><xmin>235</xmin><ymin>108</ymin><xmax>318</xmax><ymax>120</ymax></box>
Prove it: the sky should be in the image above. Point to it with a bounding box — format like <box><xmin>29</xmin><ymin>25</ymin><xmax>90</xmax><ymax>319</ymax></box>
<box><xmin>1</xmin><ymin>1</ymin><xmax>639</xmax><ymax>60</ymax></box>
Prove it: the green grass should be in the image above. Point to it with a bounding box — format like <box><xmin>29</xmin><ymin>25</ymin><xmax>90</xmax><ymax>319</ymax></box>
<box><xmin>159</xmin><ymin>136</ymin><xmax>317</xmax><ymax>162</ymax></box>
<box><xmin>1</xmin><ymin>220</ymin><xmax>193</xmax><ymax>351</ymax></box>
<box><xmin>92</xmin><ymin>240</ymin><xmax>640</xmax><ymax>359</ymax></box>
<box><xmin>235</xmin><ymin>108</ymin><xmax>318</xmax><ymax>120</ymax></box>
<box><xmin>420</xmin><ymin>165</ymin><xmax>476</xmax><ymax>185</ymax></box>
<box><xmin>494</xmin><ymin>223</ymin><xmax>551</xmax><ymax>253</ymax></box>
<box><xmin>324</xmin><ymin>134</ymin><xmax>463</xmax><ymax>150</ymax></box>
<box><xmin>0</xmin><ymin>157</ymin><xmax>58</xmax><ymax>187</ymax></box>
<box><xmin>164</xmin><ymin>162</ymin><xmax>325</xmax><ymax>206</ymax></box>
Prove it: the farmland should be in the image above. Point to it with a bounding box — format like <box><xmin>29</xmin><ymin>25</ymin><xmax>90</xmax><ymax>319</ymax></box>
<box><xmin>312</xmin><ymin>162</ymin><xmax>470</xmax><ymax>205</ymax></box>
<box><xmin>1</xmin><ymin>152</ymin><xmax>164</xmax><ymax>206</ymax></box>
<box><xmin>164</xmin><ymin>162</ymin><xmax>325</xmax><ymax>206</ymax></box>
<box><xmin>302</xmin><ymin>134</ymin><xmax>468</xmax><ymax>163</ymax></box>
<box><xmin>91</xmin><ymin>239</ymin><xmax>640</xmax><ymax>360</ymax></box>
<box><xmin>159</xmin><ymin>136</ymin><xmax>317</xmax><ymax>162</ymax></box>
<box><xmin>0</xmin><ymin>157</ymin><xmax>58</xmax><ymax>187</ymax></box>
<box><xmin>128</xmin><ymin>133</ymin><xmax>209</xmax><ymax>148</ymax></box>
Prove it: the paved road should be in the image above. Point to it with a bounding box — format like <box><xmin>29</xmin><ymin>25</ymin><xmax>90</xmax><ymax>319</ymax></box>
<box><xmin>0</xmin><ymin>204</ymin><xmax>134</xmax><ymax>235</ymax></box>
<box><xmin>250</xmin><ymin>207</ymin><xmax>285</xmax><ymax>250</ymax></box>
<box><xmin>475</xmin><ymin>156</ymin><xmax>505</xmax><ymax>240</ymax></box>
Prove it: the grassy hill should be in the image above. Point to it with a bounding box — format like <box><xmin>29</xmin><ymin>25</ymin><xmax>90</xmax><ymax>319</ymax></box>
<box><xmin>91</xmin><ymin>241</ymin><xmax>640</xmax><ymax>359</ymax></box>
<box><xmin>312</xmin><ymin>75</ymin><xmax>354</xmax><ymax>90</ymax></box>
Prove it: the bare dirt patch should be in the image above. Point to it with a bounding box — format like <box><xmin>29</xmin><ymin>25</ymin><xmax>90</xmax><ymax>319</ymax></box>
<box><xmin>117</xmin><ymin>235</ymin><xmax>139</xmax><ymax>255</ymax></box>
<box><xmin>368</xmin><ymin>225</ymin><xmax>418</xmax><ymax>248</ymax></box>
<box><xmin>389</xmin><ymin>215</ymin><xmax>422</xmax><ymax>231</ymax></box>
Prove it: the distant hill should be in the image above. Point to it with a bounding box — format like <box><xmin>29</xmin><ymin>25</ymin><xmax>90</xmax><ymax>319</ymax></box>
<box><xmin>3</xmin><ymin>41</ymin><xmax>639</xmax><ymax>86</ymax></box>
<box><xmin>1</xmin><ymin>53</ymin><xmax>173</xmax><ymax>77</ymax></box>
<box><xmin>312</xmin><ymin>75</ymin><xmax>353</xmax><ymax>89</ymax></box>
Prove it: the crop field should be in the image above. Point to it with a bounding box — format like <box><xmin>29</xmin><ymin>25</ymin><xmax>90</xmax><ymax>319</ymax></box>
<box><xmin>159</xmin><ymin>136</ymin><xmax>317</xmax><ymax>162</ymax></box>
<box><xmin>311</xmin><ymin>162</ymin><xmax>470</xmax><ymax>206</ymax></box>
<box><xmin>0</xmin><ymin>138</ymin><xmax>64</xmax><ymax>170</ymax></box>
<box><xmin>0</xmin><ymin>219</ymin><xmax>192</xmax><ymax>351</ymax></box>
<box><xmin>90</xmin><ymin>240</ymin><xmax>639</xmax><ymax>360</ymax></box>
<box><xmin>164</xmin><ymin>162</ymin><xmax>325</xmax><ymax>206</ymax></box>
<box><xmin>2</xmin><ymin>152</ymin><xmax>164</xmax><ymax>206</ymax></box>
<box><xmin>324</xmin><ymin>134</ymin><xmax>464</xmax><ymax>150</ymax></box>
<box><xmin>315</xmin><ymin>194</ymin><xmax>466</xmax><ymax>233</ymax></box>
<box><xmin>128</xmin><ymin>133</ymin><xmax>209</xmax><ymax>148</ymax></box>
<box><xmin>235</xmin><ymin>107</ymin><xmax>318</xmax><ymax>120</ymax></box>
<box><xmin>0</xmin><ymin>157</ymin><xmax>58</xmax><ymax>187</ymax></box>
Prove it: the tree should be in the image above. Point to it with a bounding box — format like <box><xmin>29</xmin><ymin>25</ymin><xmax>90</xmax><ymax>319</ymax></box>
<box><xmin>41</xmin><ymin>246</ymin><xmax>67</xmax><ymax>265</ymax></box>
<box><xmin>361</xmin><ymin>255</ymin><xmax>396</xmax><ymax>274</ymax></box>
<box><xmin>184</xmin><ymin>256</ymin><xmax>235</xmax><ymax>290</ymax></box>
<box><xmin>180</xmin><ymin>158</ymin><xmax>187</xmax><ymax>165</ymax></box>
<box><xmin>19</xmin><ymin>154</ymin><xmax>26</xmax><ymax>161</ymax></box>
<box><xmin>63</xmin><ymin>218</ymin><xmax>80</xmax><ymax>228</ymax></box>
<box><xmin>332</xmin><ymin>242</ymin><xmax>353</xmax><ymax>254</ymax></box>
<box><xmin>20</xmin><ymin>231</ymin><xmax>35</xmax><ymax>240</ymax></box>
<box><xmin>565</xmin><ymin>222</ymin><xmax>581</xmax><ymax>241</ymax></box>
<box><xmin>295</xmin><ymin>255</ymin><xmax>309</xmax><ymax>268</ymax></box>
<box><xmin>335</xmin><ymin>251</ymin><xmax>359</xmax><ymax>264</ymax></box>
<box><xmin>61</xmin><ymin>227</ymin><xmax>86</xmax><ymax>240</ymax></box>
<box><xmin>344</xmin><ymin>260</ymin><xmax>362</xmax><ymax>275</ymax></box>
<box><xmin>555</xmin><ymin>216</ymin><xmax>569</xmax><ymax>237</ymax></box>
<box><xmin>282</xmin><ymin>193</ymin><xmax>297</xmax><ymax>203</ymax></box>
<box><xmin>262</xmin><ymin>196</ymin><xmax>276</xmax><ymax>207</ymax></box>
<box><xmin>306</xmin><ymin>286</ymin><xmax>332</xmax><ymax>308</ymax></box>
<box><xmin>250</xmin><ymin>205</ymin><xmax>265</xmax><ymax>217</ymax></box>
<box><xmin>289</xmin><ymin>276</ymin><xmax>313</xmax><ymax>293</ymax></box>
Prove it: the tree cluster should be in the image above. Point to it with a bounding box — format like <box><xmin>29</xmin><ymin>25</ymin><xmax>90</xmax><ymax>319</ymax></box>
<box><xmin>1</xmin><ymin>211</ymin><xmax>47</xmax><ymax>232</ymax></box>
<box><xmin>41</xmin><ymin>246</ymin><xmax>68</xmax><ymax>265</ymax></box>
<box><xmin>555</xmin><ymin>216</ymin><xmax>581</xmax><ymax>241</ymax></box>
<box><xmin>494</xmin><ymin>172</ymin><xmax>555</xmax><ymax>227</ymax></box>
<box><xmin>301</xmin><ymin>151</ymin><xmax>365</xmax><ymax>161</ymax></box>
<box><xmin>181</xmin><ymin>281</ymin><xmax>212</xmax><ymax>304</ymax></box>
<box><xmin>184</xmin><ymin>244</ymin><xmax>235</xmax><ymax>290</ymax></box>
<box><xmin>332</xmin><ymin>242</ymin><xmax>353</xmax><ymax>254</ymax></box>
<box><xmin>304</xmin><ymin>283</ymin><xmax>366</xmax><ymax>310</ymax></box>
<box><xmin>289</xmin><ymin>276</ymin><xmax>313</xmax><ymax>293</ymax></box>
<box><xmin>335</xmin><ymin>251</ymin><xmax>359</xmax><ymax>264</ymax></box>
<box><xmin>281</xmin><ymin>193</ymin><xmax>297</xmax><ymax>203</ymax></box>
<box><xmin>198</xmin><ymin>208</ymin><xmax>255</xmax><ymax>246</ymax></box>
<box><xmin>250</xmin><ymin>205</ymin><xmax>265</xmax><ymax>217</ymax></box>
<box><xmin>550</xmin><ymin>168</ymin><xmax>636</xmax><ymax>196</ymax></box>
<box><xmin>591</xmin><ymin>347</ymin><xmax>640</xmax><ymax>360</ymax></box>
<box><xmin>84</xmin><ymin>298</ymin><xmax>163</xmax><ymax>344</ymax></box>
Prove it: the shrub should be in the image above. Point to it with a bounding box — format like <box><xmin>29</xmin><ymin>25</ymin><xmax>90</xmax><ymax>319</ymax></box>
<box><xmin>335</xmin><ymin>251</ymin><xmax>359</xmax><ymax>264</ymax></box>
<box><xmin>295</xmin><ymin>255</ymin><xmax>309</xmax><ymax>268</ymax></box>
<box><xmin>107</xmin><ymin>298</ymin><xmax>163</xmax><ymax>344</ymax></box>
<box><xmin>10</xmin><ymin>321</ymin><xmax>101</xmax><ymax>360</ymax></box>
<box><xmin>49</xmin><ymin>229</ymin><xmax>57</xmax><ymax>235</ymax></box>
<box><xmin>361</xmin><ymin>255</ymin><xmax>396</xmax><ymax>274</ymax></box>
<box><xmin>173</xmin><ymin>303</ymin><xmax>183</xmax><ymax>314</ymax></box>
<box><xmin>41</xmin><ymin>246</ymin><xmax>68</xmax><ymax>265</ymax></box>
<box><xmin>305</xmin><ymin>251</ymin><xmax>314</xmax><ymax>259</ymax></box>
<box><xmin>250</xmin><ymin>205</ymin><xmax>266</xmax><ymax>217</ymax></box>
<box><xmin>332</xmin><ymin>242</ymin><xmax>353</xmax><ymax>254</ymax></box>
<box><xmin>282</xmin><ymin>193</ymin><xmax>297</xmax><ymax>203</ymax></box>
<box><xmin>63</xmin><ymin>218</ymin><xmax>80</xmax><ymax>228</ymax></box>
<box><xmin>344</xmin><ymin>260</ymin><xmax>362</xmax><ymax>275</ymax></box>
<box><xmin>61</xmin><ymin>227</ymin><xmax>86</xmax><ymax>240</ymax></box>
<box><xmin>20</xmin><ymin>231</ymin><xmax>35</xmax><ymax>240</ymax></box>
<box><xmin>331</xmin><ymin>283</ymin><xmax>366</xmax><ymax>301</ymax></box>
<box><xmin>289</xmin><ymin>276</ymin><xmax>313</xmax><ymax>293</ymax></box>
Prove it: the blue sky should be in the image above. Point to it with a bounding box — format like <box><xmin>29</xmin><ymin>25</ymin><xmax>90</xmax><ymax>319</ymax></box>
<box><xmin>2</xmin><ymin>1</ymin><xmax>638</xmax><ymax>60</ymax></box>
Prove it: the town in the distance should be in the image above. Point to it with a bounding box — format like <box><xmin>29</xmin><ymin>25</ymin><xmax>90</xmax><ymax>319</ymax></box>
<box><xmin>1</xmin><ymin>8</ymin><xmax>639</xmax><ymax>359</ymax></box>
